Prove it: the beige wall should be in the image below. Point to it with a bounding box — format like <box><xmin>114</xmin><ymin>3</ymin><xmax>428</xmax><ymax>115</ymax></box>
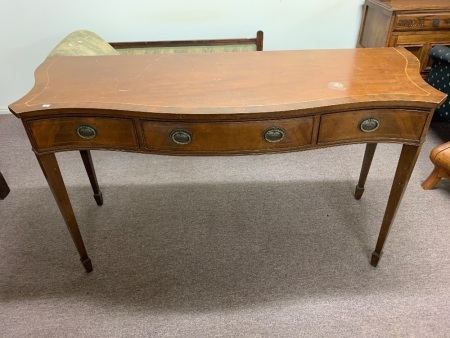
<box><xmin>0</xmin><ymin>0</ymin><xmax>364</xmax><ymax>111</ymax></box>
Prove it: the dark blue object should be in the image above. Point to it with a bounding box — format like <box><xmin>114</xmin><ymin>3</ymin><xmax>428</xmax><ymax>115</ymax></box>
<box><xmin>426</xmin><ymin>45</ymin><xmax>450</xmax><ymax>121</ymax></box>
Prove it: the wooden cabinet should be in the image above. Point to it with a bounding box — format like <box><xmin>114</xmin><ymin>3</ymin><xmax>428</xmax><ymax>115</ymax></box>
<box><xmin>358</xmin><ymin>0</ymin><xmax>450</xmax><ymax>77</ymax></box>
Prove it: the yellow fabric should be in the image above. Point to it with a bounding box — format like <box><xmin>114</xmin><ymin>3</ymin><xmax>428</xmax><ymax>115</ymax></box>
<box><xmin>115</xmin><ymin>44</ymin><xmax>257</xmax><ymax>55</ymax></box>
<box><xmin>48</xmin><ymin>30</ymin><xmax>119</xmax><ymax>57</ymax></box>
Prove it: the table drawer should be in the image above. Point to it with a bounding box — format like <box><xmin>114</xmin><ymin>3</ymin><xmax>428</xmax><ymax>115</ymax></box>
<box><xmin>141</xmin><ymin>117</ymin><xmax>314</xmax><ymax>154</ymax></box>
<box><xmin>318</xmin><ymin>110</ymin><xmax>428</xmax><ymax>144</ymax></box>
<box><xmin>394</xmin><ymin>13</ymin><xmax>450</xmax><ymax>31</ymax></box>
<box><xmin>28</xmin><ymin>117</ymin><xmax>139</xmax><ymax>151</ymax></box>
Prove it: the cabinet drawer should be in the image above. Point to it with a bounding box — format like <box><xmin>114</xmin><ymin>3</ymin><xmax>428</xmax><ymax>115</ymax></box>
<box><xmin>394</xmin><ymin>13</ymin><xmax>450</xmax><ymax>31</ymax></box>
<box><xmin>318</xmin><ymin>110</ymin><xmax>428</xmax><ymax>144</ymax></box>
<box><xmin>141</xmin><ymin>117</ymin><xmax>314</xmax><ymax>154</ymax></box>
<box><xmin>29</xmin><ymin>117</ymin><xmax>139</xmax><ymax>151</ymax></box>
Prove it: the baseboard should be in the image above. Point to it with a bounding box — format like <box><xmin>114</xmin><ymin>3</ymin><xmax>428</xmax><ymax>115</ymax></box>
<box><xmin>0</xmin><ymin>106</ymin><xmax>10</xmax><ymax>114</ymax></box>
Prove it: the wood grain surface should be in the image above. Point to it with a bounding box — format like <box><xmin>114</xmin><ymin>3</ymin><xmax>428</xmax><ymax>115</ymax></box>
<box><xmin>9</xmin><ymin>48</ymin><xmax>446</xmax><ymax>119</ymax></box>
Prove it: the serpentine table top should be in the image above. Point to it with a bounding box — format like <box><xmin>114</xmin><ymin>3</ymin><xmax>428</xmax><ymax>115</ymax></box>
<box><xmin>11</xmin><ymin>48</ymin><xmax>445</xmax><ymax>116</ymax></box>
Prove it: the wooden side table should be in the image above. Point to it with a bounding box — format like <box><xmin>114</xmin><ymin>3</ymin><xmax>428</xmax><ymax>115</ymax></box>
<box><xmin>8</xmin><ymin>48</ymin><xmax>446</xmax><ymax>273</ymax></box>
<box><xmin>358</xmin><ymin>0</ymin><xmax>450</xmax><ymax>77</ymax></box>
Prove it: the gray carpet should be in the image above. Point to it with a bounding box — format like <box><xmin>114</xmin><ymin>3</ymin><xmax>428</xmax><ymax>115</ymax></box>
<box><xmin>0</xmin><ymin>113</ymin><xmax>449</xmax><ymax>337</ymax></box>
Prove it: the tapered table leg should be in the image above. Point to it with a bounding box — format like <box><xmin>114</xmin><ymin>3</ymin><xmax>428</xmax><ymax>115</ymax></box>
<box><xmin>80</xmin><ymin>150</ymin><xmax>103</xmax><ymax>206</ymax></box>
<box><xmin>371</xmin><ymin>144</ymin><xmax>422</xmax><ymax>267</ymax></box>
<box><xmin>354</xmin><ymin>143</ymin><xmax>377</xmax><ymax>200</ymax></box>
<box><xmin>36</xmin><ymin>153</ymin><xmax>93</xmax><ymax>272</ymax></box>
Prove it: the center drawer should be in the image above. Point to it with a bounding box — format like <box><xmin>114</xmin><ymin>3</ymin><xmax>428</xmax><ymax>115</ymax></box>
<box><xmin>141</xmin><ymin>117</ymin><xmax>314</xmax><ymax>154</ymax></box>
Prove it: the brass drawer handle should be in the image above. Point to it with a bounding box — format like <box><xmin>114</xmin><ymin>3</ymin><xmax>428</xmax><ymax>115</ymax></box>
<box><xmin>76</xmin><ymin>125</ymin><xmax>97</xmax><ymax>139</ymax></box>
<box><xmin>170</xmin><ymin>129</ymin><xmax>192</xmax><ymax>145</ymax></box>
<box><xmin>359</xmin><ymin>118</ymin><xmax>380</xmax><ymax>133</ymax></box>
<box><xmin>263</xmin><ymin>127</ymin><xmax>285</xmax><ymax>143</ymax></box>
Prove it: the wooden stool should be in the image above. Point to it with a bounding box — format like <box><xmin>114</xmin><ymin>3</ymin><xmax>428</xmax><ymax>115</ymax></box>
<box><xmin>422</xmin><ymin>142</ymin><xmax>450</xmax><ymax>189</ymax></box>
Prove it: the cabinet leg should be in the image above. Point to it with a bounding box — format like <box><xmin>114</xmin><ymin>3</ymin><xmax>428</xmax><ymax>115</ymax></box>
<box><xmin>371</xmin><ymin>144</ymin><xmax>421</xmax><ymax>267</ymax></box>
<box><xmin>80</xmin><ymin>150</ymin><xmax>103</xmax><ymax>206</ymax></box>
<box><xmin>355</xmin><ymin>143</ymin><xmax>377</xmax><ymax>200</ymax></box>
<box><xmin>36</xmin><ymin>153</ymin><xmax>93</xmax><ymax>273</ymax></box>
